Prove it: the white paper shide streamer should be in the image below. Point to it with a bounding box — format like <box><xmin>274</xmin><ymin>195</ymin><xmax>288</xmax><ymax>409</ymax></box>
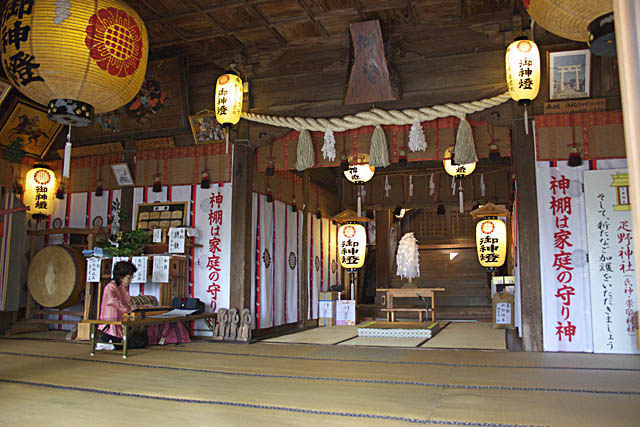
<box><xmin>429</xmin><ymin>174</ymin><xmax>435</xmax><ymax>196</ymax></box>
<box><xmin>321</xmin><ymin>129</ymin><xmax>336</xmax><ymax>161</ymax></box>
<box><xmin>396</xmin><ymin>232</ymin><xmax>420</xmax><ymax>280</ymax></box>
<box><xmin>408</xmin><ymin>119</ymin><xmax>427</xmax><ymax>152</ymax></box>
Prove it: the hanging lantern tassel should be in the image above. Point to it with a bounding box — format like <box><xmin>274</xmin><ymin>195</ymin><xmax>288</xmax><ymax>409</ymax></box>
<box><xmin>480</xmin><ymin>173</ymin><xmax>486</xmax><ymax>198</ymax></box>
<box><xmin>95</xmin><ymin>180</ymin><xmax>103</xmax><ymax>197</ymax></box>
<box><xmin>453</xmin><ymin>115</ymin><xmax>478</xmax><ymax>165</ymax></box>
<box><xmin>408</xmin><ymin>119</ymin><xmax>427</xmax><ymax>152</ymax></box>
<box><xmin>296</xmin><ymin>129</ymin><xmax>315</xmax><ymax>171</ymax></box>
<box><xmin>321</xmin><ymin>129</ymin><xmax>336</xmax><ymax>161</ymax></box>
<box><xmin>152</xmin><ymin>173</ymin><xmax>162</xmax><ymax>193</ymax></box>
<box><xmin>57</xmin><ymin>125</ymin><xmax>72</xmax><ymax>199</ymax></box>
<box><xmin>524</xmin><ymin>106</ymin><xmax>529</xmax><ymax>135</ymax></box>
<box><xmin>369</xmin><ymin>125</ymin><xmax>390</xmax><ymax>167</ymax></box>
<box><xmin>568</xmin><ymin>146</ymin><xmax>583</xmax><ymax>167</ymax></box>
<box><xmin>458</xmin><ymin>180</ymin><xmax>464</xmax><ymax>213</ymax></box>
<box><xmin>200</xmin><ymin>170</ymin><xmax>211</xmax><ymax>189</ymax></box>
<box><xmin>385</xmin><ymin>176</ymin><xmax>391</xmax><ymax>198</ymax></box>
<box><xmin>451</xmin><ymin>176</ymin><xmax>456</xmax><ymax>195</ymax></box>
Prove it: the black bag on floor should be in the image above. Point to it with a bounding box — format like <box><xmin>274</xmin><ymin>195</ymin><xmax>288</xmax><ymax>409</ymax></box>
<box><xmin>171</xmin><ymin>297</ymin><xmax>205</xmax><ymax>314</ymax></box>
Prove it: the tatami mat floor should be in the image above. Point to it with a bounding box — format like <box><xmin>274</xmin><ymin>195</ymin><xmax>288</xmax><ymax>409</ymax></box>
<box><xmin>264</xmin><ymin>320</ymin><xmax>506</xmax><ymax>350</ymax></box>
<box><xmin>0</xmin><ymin>333</ymin><xmax>638</xmax><ymax>426</ymax></box>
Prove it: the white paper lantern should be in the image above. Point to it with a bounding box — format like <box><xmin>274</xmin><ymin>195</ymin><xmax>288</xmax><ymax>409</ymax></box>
<box><xmin>338</xmin><ymin>223</ymin><xmax>367</xmax><ymax>269</ymax></box>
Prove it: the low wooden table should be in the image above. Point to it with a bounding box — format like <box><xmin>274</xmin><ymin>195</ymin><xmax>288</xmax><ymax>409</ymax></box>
<box><xmin>82</xmin><ymin>312</ymin><xmax>216</xmax><ymax>358</ymax></box>
<box><xmin>376</xmin><ymin>288</ymin><xmax>445</xmax><ymax>322</ymax></box>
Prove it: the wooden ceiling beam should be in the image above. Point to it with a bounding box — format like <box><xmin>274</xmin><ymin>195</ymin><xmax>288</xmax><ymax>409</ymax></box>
<box><xmin>137</xmin><ymin>0</ymin><xmax>189</xmax><ymax>42</ymax></box>
<box><xmin>351</xmin><ymin>0</ymin><xmax>368</xmax><ymax>21</ymax></box>
<box><xmin>183</xmin><ymin>0</ymin><xmax>246</xmax><ymax>50</ymax></box>
<box><xmin>296</xmin><ymin>0</ymin><xmax>330</xmax><ymax>38</ymax></box>
<box><xmin>241</xmin><ymin>0</ymin><xmax>288</xmax><ymax>45</ymax></box>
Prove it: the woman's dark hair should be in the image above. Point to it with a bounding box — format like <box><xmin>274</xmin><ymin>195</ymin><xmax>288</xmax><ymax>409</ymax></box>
<box><xmin>112</xmin><ymin>261</ymin><xmax>137</xmax><ymax>286</ymax></box>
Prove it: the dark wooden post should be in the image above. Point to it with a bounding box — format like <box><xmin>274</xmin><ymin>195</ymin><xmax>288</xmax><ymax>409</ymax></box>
<box><xmin>229</xmin><ymin>143</ymin><xmax>254</xmax><ymax>311</ymax></box>
<box><xmin>299</xmin><ymin>170</ymin><xmax>311</xmax><ymax>329</ymax></box>
<box><xmin>375</xmin><ymin>209</ymin><xmax>391</xmax><ymax>289</ymax></box>
<box><xmin>512</xmin><ymin>119</ymin><xmax>543</xmax><ymax>351</ymax></box>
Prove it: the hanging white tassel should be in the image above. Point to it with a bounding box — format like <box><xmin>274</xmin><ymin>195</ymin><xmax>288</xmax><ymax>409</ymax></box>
<box><xmin>409</xmin><ymin>176</ymin><xmax>413</xmax><ymax>197</ymax></box>
<box><xmin>524</xmin><ymin>106</ymin><xmax>529</xmax><ymax>135</ymax></box>
<box><xmin>369</xmin><ymin>125</ymin><xmax>390</xmax><ymax>167</ymax></box>
<box><xmin>454</xmin><ymin>114</ymin><xmax>478</xmax><ymax>165</ymax></box>
<box><xmin>429</xmin><ymin>173</ymin><xmax>435</xmax><ymax>196</ymax></box>
<box><xmin>408</xmin><ymin>119</ymin><xmax>427</xmax><ymax>152</ymax></box>
<box><xmin>396</xmin><ymin>232</ymin><xmax>420</xmax><ymax>280</ymax></box>
<box><xmin>321</xmin><ymin>129</ymin><xmax>336</xmax><ymax>161</ymax></box>
<box><xmin>451</xmin><ymin>176</ymin><xmax>456</xmax><ymax>195</ymax></box>
<box><xmin>62</xmin><ymin>125</ymin><xmax>71</xmax><ymax>178</ymax></box>
<box><xmin>385</xmin><ymin>176</ymin><xmax>391</xmax><ymax>197</ymax></box>
<box><xmin>480</xmin><ymin>173</ymin><xmax>486</xmax><ymax>198</ymax></box>
<box><xmin>225</xmin><ymin>128</ymin><xmax>229</xmax><ymax>154</ymax></box>
<box><xmin>458</xmin><ymin>181</ymin><xmax>464</xmax><ymax>213</ymax></box>
<box><xmin>296</xmin><ymin>129</ymin><xmax>315</xmax><ymax>171</ymax></box>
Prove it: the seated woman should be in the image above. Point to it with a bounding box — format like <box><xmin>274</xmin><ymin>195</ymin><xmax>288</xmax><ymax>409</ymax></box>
<box><xmin>97</xmin><ymin>261</ymin><xmax>148</xmax><ymax>350</ymax></box>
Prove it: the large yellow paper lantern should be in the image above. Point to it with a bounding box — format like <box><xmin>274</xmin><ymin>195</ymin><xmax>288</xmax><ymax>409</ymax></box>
<box><xmin>476</xmin><ymin>217</ymin><xmax>507</xmax><ymax>269</ymax></box>
<box><xmin>24</xmin><ymin>164</ymin><xmax>57</xmax><ymax>220</ymax></box>
<box><xmin>215</xmin><ymin>72</ymin><xmax>243</xmax><ymax>127</ymax></box>
<box><xmin>338</xmin><ymin>223</ymin><xmax>367</xmax><ymax>270</ymax></box>
<box><xmin>443</xmin><ymin>146</ymin><xmax>476</xmax><ymax>178</ymax></box>
<box><xmin>1</xmin><ymin>0</ymin><xmax>148</xmax><ymax>126</ymax></box>
<box><xmin>505</xmin><ymin>38</ymin><xmax>540</xmax><ymax>105</ymax></box>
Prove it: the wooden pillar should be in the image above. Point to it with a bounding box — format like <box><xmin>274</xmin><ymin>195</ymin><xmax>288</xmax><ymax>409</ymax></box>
<box><xmin>299</xmin><ymin>170</ymin><xmax>311</xmax><ymax>329</ymax></box>
<box><xmin>120</xmin><ymin>138</ymin><xmax>136</xmax><ymax>232</ymax></box>
<box><xmin>375</xmin><ymin>209</ymin><xmax>391</xmax><ymax>289</ymax></box>
<box><xmin>613</xmin><ymin>0</ymin><xmax>640</xmax><ymax>345</ymax></box>
<box><xmin>229</xmin><ymin>144</ymin><xmax>254</xmax><ymax>310</ymax></box>
<box><xmin>512</xmin><ymin>120</ymin><xmax>543</xmax><ymax>351</ymax></box>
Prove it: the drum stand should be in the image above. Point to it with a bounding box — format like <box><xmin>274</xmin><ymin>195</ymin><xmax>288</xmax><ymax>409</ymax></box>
<box><xmin>5</xmin><ymin>226</ymin><xmax>106</xmax><ymax>338</ymax></box>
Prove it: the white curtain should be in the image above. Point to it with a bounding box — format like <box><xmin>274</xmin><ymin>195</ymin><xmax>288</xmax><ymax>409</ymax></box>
<box><xmin>285</xmin><ymin>207</ymin><xmax>300</xmax><ymax>323</ymax></box>
<box><xmin>258</xmin><ymin>194</ymin><xmax>274</xmax><ymax>328</ymax></box>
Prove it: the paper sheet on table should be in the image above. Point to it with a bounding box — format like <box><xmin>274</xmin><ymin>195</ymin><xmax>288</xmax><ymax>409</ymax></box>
<box><xmin>147</xmin><ymin>309</ymin><xmax>199</xmax><ymax>318</ymax></box>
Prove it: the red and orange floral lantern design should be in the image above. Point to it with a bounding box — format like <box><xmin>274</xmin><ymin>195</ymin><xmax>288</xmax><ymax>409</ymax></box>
<box><xmin>1</xmin><ymin>0</ymin><xmax>148</xmax><ymax>126</ymax></box>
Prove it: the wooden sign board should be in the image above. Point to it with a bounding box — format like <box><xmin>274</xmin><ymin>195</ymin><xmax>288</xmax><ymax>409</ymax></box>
<box><xmin>544</xmin><ymin>98</ymin><xmax>606</xmax><ymax>115</ymax></box>
<box><xmin>135</xmin><ymin>201</ymin><xmax>188</xmax><ymax>231</ymax></box>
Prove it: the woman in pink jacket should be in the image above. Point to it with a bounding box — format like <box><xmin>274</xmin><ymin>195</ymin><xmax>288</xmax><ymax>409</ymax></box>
<box><xmin>97</xmin><ymin>261</ymin><xmax>148</xmax><ymax>350</ymax></box>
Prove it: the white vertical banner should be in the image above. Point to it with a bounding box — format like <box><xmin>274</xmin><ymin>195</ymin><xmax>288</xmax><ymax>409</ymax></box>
<box><xmin>273</xmin><ymin>200</ymin><xmax>286</xmax><ymax>326</ymax></box>
<box><xmin>68</xmin><ymin>192</ymin><xmax>87</xmax><ymax>228</ymax></box>
<box><xmin>89</xmin><ymin>188</ymin><xmax>110</xmax><ymax>229</ymax></box>
<box><xmin>48</xmin><ymin>193</ymin><xmax>66</xmax><ymax>245</ymax></box>
<box><xmin>146</xmin><ymin>186</ymin><xmax>167</xmax><ymax>203</ymax></box>
<box><xmin>193</xmin><ymin>184</ymin><xmax>232</xmax><ymax>335</ymax></box>
<box><xmin>285</xmin><ymin>206</ymin><xmax>299</xmax><ymax>323</ymax></box>
<box><xmin>258</xmin><ymin>194</ymin><xmax>274</xmax><ymax>328</ymax></box>
<box><xmin>584</xmin><ymin>169</ymin><xmax>640</xmax><ymax>354</ymax></box>
<box><xmin>250</xmin><ymin>193</ymin><xmax>258</xmax><ymax>329</ymax></box>
<box><xmin>536</xmin><ymin>161</ymin><xmax>593</xmax><ymax>352</ymax></box>
<box><xmin>311</xmin><ymin>214</ymin><xmax>321</xmax><ymax>319</ymax></box>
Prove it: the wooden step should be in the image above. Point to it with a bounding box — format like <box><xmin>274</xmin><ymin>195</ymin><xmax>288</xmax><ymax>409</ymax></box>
<box><xmin>358</xmin><ymin>304</ymin><xmax>491</xmax><ymax>321</ymax></box>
